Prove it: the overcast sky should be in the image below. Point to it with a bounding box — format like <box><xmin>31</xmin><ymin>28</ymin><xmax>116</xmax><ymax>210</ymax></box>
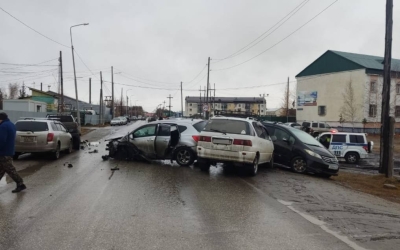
<box><xmin>1</xmin><ymin>0</ymin><xmax>399</xmax><ymax>112</ymax></box>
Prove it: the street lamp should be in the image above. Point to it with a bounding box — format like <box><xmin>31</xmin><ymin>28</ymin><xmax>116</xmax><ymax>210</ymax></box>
<box><xmin>70</xmin><ymin>23</ymin><xmax>89</xmax><ymax>126</ymax></box>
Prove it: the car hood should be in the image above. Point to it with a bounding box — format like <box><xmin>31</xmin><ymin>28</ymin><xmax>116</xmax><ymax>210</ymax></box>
<box><xmin>307</xmin><ymin>144</ymin><xmax>335</xmax><ymax>157</ymax></box>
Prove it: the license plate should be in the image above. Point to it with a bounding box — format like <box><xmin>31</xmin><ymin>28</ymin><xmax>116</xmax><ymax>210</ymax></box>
<box><xmin>328</xmin><ymin>165</ymin><xmax>338</xmax><ymax>170</ymax></box>
<box><xmin>23</xmin><ymin>136</ymin><xmax>35</xmax><ymax>142</ymax></box>
<box><xmin>212</xmin><ymin>138</ymin><xmax>231</xmax><ymax>145</ymax></box>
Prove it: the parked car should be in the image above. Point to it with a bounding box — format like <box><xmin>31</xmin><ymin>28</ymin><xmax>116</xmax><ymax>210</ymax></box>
<box><xmin>316</xmin><ymin>132</ymin><xmax>373</xmax><ymax>164</ymax></box>
<box><xmin>14</xmin><ymin>118</ymin><xmax>73</xmax><ymax>160</ymax></box>
<box><xmin>46</xmin><ymin>114</ymin><xmax>81</xmax><ymax>150</ymax></box>
<box><xmin>117</xmin><ymin>116</ymin><xmax>128</xmax><ymax>125</ymax></box>
<box><xmin>196</xmin><ymin>117</ymin><xmax>274</xmax><ymax>176</ymax></box>
<box><xmin>284</xmin><ymin>122</ymin><xmax>301</xmax><ymax>129</ymax></box>
<box><xmin>301</xmin><ymin>121</ymin><xmax>332</xmax><ymax>137</ymax></box>
<box><xmin>262</xmin><ymin>122</ymin><xmax>339</xmax><ymax>178</ymax></box>
<box><xmin>110</xmin><ymin>117</ymin><xmax>123</xmax><ymax>126</ymax></box>
<box><xmin>104</xmin><ymin>120</ymin><xmax>207</xmax><ymax>166</ymax></box>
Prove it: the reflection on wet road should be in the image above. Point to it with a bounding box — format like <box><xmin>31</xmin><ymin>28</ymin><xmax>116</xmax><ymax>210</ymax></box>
<box><xmin>0</xmin><ymin>120</ymin><xmax>399</xmax><ymax>250</ymax></box>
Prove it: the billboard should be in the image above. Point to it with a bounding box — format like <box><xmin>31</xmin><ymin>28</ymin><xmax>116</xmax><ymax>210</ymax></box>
<box><xmin>297</xmin><ymin>91</ymin><xmax>318</xmax><ymax>106</ymax></box>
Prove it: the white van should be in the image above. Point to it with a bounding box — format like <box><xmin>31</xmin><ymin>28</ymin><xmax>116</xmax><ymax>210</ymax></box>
<box><xmin>317</xmin><ymin>132</ymin><xmax>373</xmax><ymax>164</ymax></box>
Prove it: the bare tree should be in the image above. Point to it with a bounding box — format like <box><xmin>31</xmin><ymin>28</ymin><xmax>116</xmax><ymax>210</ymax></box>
<box><xmin>340</xmin><ymin>80</ymin><xmax>359</xmax><ymax>128</ymax></box>
<box><xmin>0</xmin><ymin>88</ymin><xmax>3</xmax><ymax>110</ymax></box>
<box><xmin>8</xmin><ymin>83</ymin><xmax>19</xmax><ymax>99</ymax></box>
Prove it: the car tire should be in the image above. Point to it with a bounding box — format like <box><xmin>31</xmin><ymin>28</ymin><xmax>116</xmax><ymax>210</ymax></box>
<box><xmin>198</xmin><ymin>158</ymin><xmax>211</xmax><ymax>172</ymax></box>
<box><xmin>13</xmin><ymin>153</ymin><xmax>21</xmax><ymax>160</ymax></box>
<box><xmin>52</xmin><ymin>144</ymin><xmax>61</xmax><ymax>160</ymax></box>
<box><xmin>73</xmin><ymin>136</ymin><xmax>81</xmax><ymax>150</ymax></box>
<box><xmin>345</xmin><ymin>152</ymin><xmax>359</xmax><ymax>164</ymax></box>
<box><xmin>175</xmin><ymin>147</ymin><xmax>195</xmax><ymax>166</ymax></box>
<box><xmin>291</xmin><ymin>156</ymin><xmax>307</xmax><ymax>174</ymax></box>
<box><xmin>66</xmin><ymin>140</ymin><xmax>73</xmax><ymax>154</ymax></box>
<box><xmin>248</xmin><ymin>156</ymin><xmax>259</xmax><ymax>176</ymax></box>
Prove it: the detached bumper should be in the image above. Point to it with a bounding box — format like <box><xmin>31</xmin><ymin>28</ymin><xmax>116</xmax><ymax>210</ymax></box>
<box><xmin>197</xmin><ymin>147</ymin><xmax>256</xmax><ymax>165</ymax></box>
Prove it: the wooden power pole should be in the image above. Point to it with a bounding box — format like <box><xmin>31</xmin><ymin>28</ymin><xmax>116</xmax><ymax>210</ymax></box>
<box><xmin>380</xmin><ymin>0</ymin><xmax>394</xmax><ymax>175</ymax></box>
<box><xmin>59</xmin><ymin>51</ymin><xmax>64</xmax><ymax>112</ymax></box>
<box><xmin>180</xmin><ymin>81</ymin><xmax>183</xmax><ymax>117</ymax></box>
<box><xmin>205</xmin><ymin>57</ymin><xmax>210</xmax><ymax>119</ymax></box>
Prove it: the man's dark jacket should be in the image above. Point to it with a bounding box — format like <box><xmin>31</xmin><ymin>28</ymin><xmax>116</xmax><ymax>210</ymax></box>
<box><xmin>0</xmin><ymin>118</ymin><xmax>16</xmax><ymax>156</ymax></box>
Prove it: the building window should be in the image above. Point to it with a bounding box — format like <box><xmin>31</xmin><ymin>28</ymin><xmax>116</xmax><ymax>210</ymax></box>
<box><xmin>189</xmin><ymin>103</ymin><xmax>192</xmax><ymax>106</ymax></box>
<box><xmin>189</xmin><ymin>109</ymin><xmax>192</xmax><ymax>112</ymax></box>
<box><xmin>370</xmin><ymin>81</ymin><xmax>377</xmax><ymax>92</ymax></box>
<box><xmin>261</xmin><ymin>110</ymin><xmax>264</xmax><ymax>113</ymax></box>
<box><xmin>36</xmin><ymin>105</ymin><xmax>41</xmax><ymax>112</ymax></box>
<box><xmin>318</xmin><ymin>106</ymin><xmax>326</xmax><ymax>116</ymax></box>
<box><xmin>369</xmin><ymin>104</ymin><xmax>377</xmax><ymax>117</ymax></box>
<box><xmin>396</xmin><ymin>106</ymin><xmax>400</xmax><ymax>117</ymax></box>
<box><xmin>260</xmin><ymin>104</ymin><xmax>263</xmax><ymax>108</ymax></box>
<box><xmin>396</xmin><ymin>83</ymin><xmax>400</xmax><ymax>94</ymax></box>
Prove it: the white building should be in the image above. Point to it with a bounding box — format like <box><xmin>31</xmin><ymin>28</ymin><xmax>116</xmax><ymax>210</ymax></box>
<box><xmin>295</xmin><ymin>50</ymin><xmax>400</xmax><ymax>128</ymax></box>
<box><xmin>3</xmin><ymin>99</ymin><xmax>47</xmax><ymax>112</ymax></box>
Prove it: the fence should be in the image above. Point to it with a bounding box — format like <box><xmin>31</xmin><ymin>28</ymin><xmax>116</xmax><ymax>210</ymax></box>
<box><xmin>333</xmin><ymin>126</ymin><xmax>400</xmax><ymax>134</ymax></box>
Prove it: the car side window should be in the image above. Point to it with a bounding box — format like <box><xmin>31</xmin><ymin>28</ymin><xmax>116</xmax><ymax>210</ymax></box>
<box><xmin>312</xmin><ymin>123</ymin><xmax>318</xmax><ymax>128</ymax></box>
<box><xmin>133</xmin><ymin>125</ymin><xmax>157</xmax><ymax>138</ymax></box>
<box><xmin>59</xmin><ymin>124</ymin><xmax>67</xmax><ymax>132</ymax></box>
<box><xmin>253</xmin><ymin>122</ymin><xmax>264</xmax><ymax>138</ymax></box>
<box><xmin>332</xmin><ymin>134</ymin><xmax>346</xmax><ymax>143</ymax></box>
<box><xmin>157</xmin><ymin>125</ymin><xmax>170</xmax><ymax>136</ymax></box>
<box><xmin>51</xmin><ymin>123</ymin><xmax>58</xmax><ymax>131</ymax></box>
<box><xmin>264</xmin><ymin>126</ymin><xmax>275</xmax><ymax>136</ymax></box>
<box><xmin>319</xmin><ymin>123</ymin><xmax>325</xmax><ymax>128</ymax></box>
<box><xmin>274</xmin><ymin>128</ymin><xmax>290</xmax><ymax>142</ymax></box>
<box><xmin>56</xmin><ymin>123</ymin><xmax>65</xmax><ymax>132</ymax></box>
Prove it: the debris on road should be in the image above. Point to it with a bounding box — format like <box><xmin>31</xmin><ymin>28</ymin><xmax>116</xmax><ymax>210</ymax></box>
<box><xmin>111</xmin><ymin>167</ymin><xmax>119</xmax><ymax>171</ymax></box>
<box><xmin>63</xmin><ymin>162</ymin><xmax>73</xmax><ymax>168</ymax></box>
<box><xmin>384</xmin><ymin>183</ymin><xmax>397</xmax><ymax>189</ymax></box>
<box><xmin>88</xmin><ymin>149</ymin><xmax>98</xmax><ymax>154</ymax></box>
<box><xmin>102</xmin><ymin>155</ymin><xmax>109</xmax><ymax>161</ymax></box>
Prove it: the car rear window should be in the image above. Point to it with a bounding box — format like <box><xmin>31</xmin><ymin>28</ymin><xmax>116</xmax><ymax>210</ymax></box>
<box><xmin>47</xmin><ymin>116</ymin><xmax>74</xmax><ymax>122</ymax></box>
<box><xmin>332</xmin><ymin>134</ymin><xmax>346</xmax><ymax>143</ymax></box>
<box><xmin>204</xmin><ymin>119</ymin><xmax>250</xmax><ymax>135</ymax></box>
<box><xmin>16</xmin><ymin>121</ymin><xmax>49</xmax><ymax>132</ymax></box>
<box><xmin>193</xmin><ymin>121</ymin><xmax>207</xmax><ymax>132</ymax></box>
<box><xmin>319</xmin><ymin>123</ymin><xmax>325</xmax><ymax>128</ymax></box>
<box><xmin>350</xmin><ymin>135</ymin><xmax>365</xmax><ymax>144</ymax></box>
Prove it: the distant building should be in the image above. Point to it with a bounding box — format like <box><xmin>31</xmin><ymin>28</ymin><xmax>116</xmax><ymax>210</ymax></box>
<box><xmin>27</xmin><ymin>88</ymin><xmax>59</xmax><ymax>112</ymax></box>
<box><xmin>296</xmin><ymin>50</ymin><xmax>400</xmax><ymax>127</ymax></box>
<box><xmin>184</xmin><ymin>96</ymin><xmax>266</xmax><ymax>117</ymax></box>
<box><xmin>3</xmin><ymin>99</ymin><xmax>47</xmax><ymax>112</ymax></box>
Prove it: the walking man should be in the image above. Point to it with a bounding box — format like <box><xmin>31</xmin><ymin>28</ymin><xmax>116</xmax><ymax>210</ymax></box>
<box><xmin>0</xmin><ymin>112</ymin><xmax>26</xmax><ymax>193</ymax></box>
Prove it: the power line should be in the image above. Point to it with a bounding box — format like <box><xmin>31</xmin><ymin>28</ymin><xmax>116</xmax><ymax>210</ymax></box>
<box><xmin>184</xmin><ymin>64</ymin><xmax>208</xmax><ymax>83</ymax></box>
<box><xmin>74</xmin><ymin>50</ymin><xmax>99</xmax><ymax>80</ymax></box>
<box><xmin>0</xmin><ymin>70</ymin><xmax>58</xmax><ymax>84</ymax></box>
<box><xmin>213</xmin><ymin>0</ymin><xmax>338</xmax><ymax>71</ymax></box>
<box><xmin>214</xmin><ymin>0</ymin><xmax>309</xmax><ymax>61</ymax></box>
<box><xmin>0</xmin><ymin>6</ymin><xmax>70</xmax><ymax>48</ymax></box>
<box><xmin>0</xmin><ymin>58</ymin><xmax>58</xmax><ymax>70</ymax></box>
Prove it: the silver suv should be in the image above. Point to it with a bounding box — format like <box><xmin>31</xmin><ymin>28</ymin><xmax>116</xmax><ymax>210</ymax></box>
<box><xmin>301</xmin><ymin>121</ymin><xmax>332</xmax><ymax>136</ymax></box>
<box><xmin>14</xmin><ymin>118</ymin><xmax>73</xmax><ymax>160</ymax></box>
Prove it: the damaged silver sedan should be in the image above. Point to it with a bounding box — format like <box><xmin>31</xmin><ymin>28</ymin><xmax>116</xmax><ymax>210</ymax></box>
<box><xmin>104</xmin><ymin>121</ymin><xmax>199</xmax><ymax>166</ymax></box>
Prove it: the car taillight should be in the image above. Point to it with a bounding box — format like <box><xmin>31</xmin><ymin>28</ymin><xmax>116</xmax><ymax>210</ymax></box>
<box><xmin>47</xmin><ymin>133</ymin><xmax>54</xmax><ymax>142</ymax></box>
<box><xmin>199</xmin><ymin>136</ymin><xmax>212</xmax><ymax>142</ymax></box>
<box><xmin>192</xmin><ymin>135</ymin><xmax>200</xmax><ymax>142</ymax></box>
<box><xmin>233</xmin><ymin>139</ymin><xmax>252</xmax><ymax>146</ymax></box>
<box><xmin>363</xmin><ymin>146</ymin><xmax>368</xmax><ymax>152</ymax></box>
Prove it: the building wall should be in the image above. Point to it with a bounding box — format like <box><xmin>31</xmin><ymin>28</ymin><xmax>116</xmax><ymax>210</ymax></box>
<box><xmin>3</xmin><ymin>100</ymin><xmax>47</xmax><ymax>112</ymax></box>
<box><xmin>296</xmin><ymin>69</ymin><xmax>366</xmax><ymax>123</ymax></box>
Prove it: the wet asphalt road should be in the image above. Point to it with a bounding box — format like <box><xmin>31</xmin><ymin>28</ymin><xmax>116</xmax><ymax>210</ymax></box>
<box><xmin>1</xmin><ymin>121</ymin><xmax>400</xmax><ymax>250</ymax></box>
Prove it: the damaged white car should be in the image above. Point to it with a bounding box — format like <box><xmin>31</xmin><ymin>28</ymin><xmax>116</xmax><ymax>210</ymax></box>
<box><xmin>104</xmin><ymin>122</ymin><xmax>198</xmax><ymax>166</ymax></box>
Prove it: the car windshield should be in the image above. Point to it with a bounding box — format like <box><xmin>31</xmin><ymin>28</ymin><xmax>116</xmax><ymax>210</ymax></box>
<box><xmin>290</xmin><ymin>128</ymin><xmax>324</xmax><ymax>147</ymax></box>
<box><xmin>16</xmin><ymin>121</ymin><xmax>49</xmax><ymax>132</ymax></box>
<box><xmin>204</xmin><ymin>119</ymin><xmax>250</xmax><ymax>135</ymax></box>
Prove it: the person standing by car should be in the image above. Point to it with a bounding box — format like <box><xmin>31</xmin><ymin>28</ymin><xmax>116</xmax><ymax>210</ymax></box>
<box><xmin>0</xmin><ymin>112</ymin><xmax>26</xmax><ymax>193</ymax></box>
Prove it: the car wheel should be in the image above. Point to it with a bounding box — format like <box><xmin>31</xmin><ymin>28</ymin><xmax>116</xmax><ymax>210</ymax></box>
<box><xmin>73</xmin><ymin>136</ymin><xmax>81</xmax><ymax>150</ymax></box>
<box><xmin>248</xmin><ymin>156</ymin><xmax>259</xmax><ymax>176</ymax></box>
<box><xmin>66</xmin><ymin>140</ymin><xmax>73</xmax><ymax>154</ymax></box>
<box><xmin>198</xmin><ymin>158</ymin><xmax>211</xmax><ymax>172</ymax></box>
<box><xmin>345</xmin><ymin>152</ymin><xmax>359</xmax><ymax>164</ymax></box>
<box><xmin>175</xmin><ymin>147</ymin><xmax>195</xmax><ymax>166</ymax></box>
<box><xmin>291</xmin><ymin>156</ymin><xmax>307</xmax><ymax>173</ymax></box>
<box><xmin>13</xmin><ymin>153</ymin><xmax>21</xmax><ymax>160</ymax></box>
<box><xmin>52</xmin><ymin>144</ymin><xmax>61</xmax><ymax>160</ymax></box>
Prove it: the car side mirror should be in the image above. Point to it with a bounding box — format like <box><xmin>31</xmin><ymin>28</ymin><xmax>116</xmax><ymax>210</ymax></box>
<box><xmin>282</xmin><ymin>138</ymin><xmax>289</xmax><ymax>144</ymax></box>
<box><xmin>271</xmin><ymin>136</ymin><xmax>277</xmax><ymax>142</ymax></box>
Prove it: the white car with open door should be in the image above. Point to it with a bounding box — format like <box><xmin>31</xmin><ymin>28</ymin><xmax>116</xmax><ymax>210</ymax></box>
<box><xmin>104</xmin><ymin>122</ymin><xmax>183</xmax><ymax>164</ymax></box>
<box><xmin>196</xmin><ymin>117</ymin><xmax>274</xmax><ymax>176</ymax></box>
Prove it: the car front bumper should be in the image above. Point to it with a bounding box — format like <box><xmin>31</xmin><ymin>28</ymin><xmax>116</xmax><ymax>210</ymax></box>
<box><xmin>197</xmin><ymin>147</ymin><xmax>256</xmax><ymax>165</ymax></box>
<box><xmin>307</xmin><ymin>158</ymin><xmax>339</xmax><ymax>175</ymax></box>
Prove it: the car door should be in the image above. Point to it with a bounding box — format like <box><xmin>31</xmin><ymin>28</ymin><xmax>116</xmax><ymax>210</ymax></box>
<box><xmin>57</xmin><ymin>123</ymin><xmax>70</xmax><ymax>150</ymax></box>
<box><xmin>271</xmin><ymin>128</ymin><xmax>294</xmax><ymax>165</ymax></box>
<box><xmin>155</xmin><ymin>124</ymin><xmax>172</xmax><ymax>158</ymax></box>
<box><xmin>130</xmin><ymin>124</ymin><xmax>157</xmax><ymax>157</ymax></box>
<box><xmin>330</xmin><ymin>134</ymin><xmax>348</xmax><ymax>157</ymax></box>
<box><xmin>253</xmin><ymin>122</ymin><xmax>272</xmax><ymax>164</ymax></box>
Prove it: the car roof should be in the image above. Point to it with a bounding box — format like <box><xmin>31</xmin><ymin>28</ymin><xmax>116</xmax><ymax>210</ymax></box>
<box><xmin>149</xmin><ymin>119</ymin><xmax>204</xmax><ymax>125</ymax></box>
<box><xmin>321</xmin><ymin>132</ymin><xmax>366</xmax><ymax>135</ymax></box>
<box><xmin>210</xmin><ymin>117</ymin><xmax>255</xmax><ymax>123</ymax></box>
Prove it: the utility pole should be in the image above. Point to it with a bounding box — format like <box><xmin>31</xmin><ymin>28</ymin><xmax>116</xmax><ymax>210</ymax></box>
<box><xmin>286</xmin><ymin>77</ymin><xmax>289</xmax><ymax>123</ymax></box>
<box><xmin>120</xmin><ymin>88</ymin><xmax>123</xmax><ymax>117</ymax></box>
<box><xmin>126</xmin><ymin>96</ymin><xmax>129</xmax><ymax>117</ymax></box>
<box><xmin>167</xmin><ymin>94</ymin><xmax>173</xmax><ymax>117</ymax></box>
<box><xmin>380</xmin><ymin>0</ymin><xmax>394</xmax><ymax>175</ymax></box>
<box><xmin>199</xmin><ymin>86</ymin><xmax>202</xmax><ymax>117</ymax></box>
<box><xmin>100</xmin><ymin>71</ymin><xmax>103</xmax><ymax>125</ymax></box>
<box><xmin>89</xmin><ymin>78</ymin><xmax>91</xmax><ymax>104</ymax></box>
<box><xmin>59</xmin><ymin>51</ymin><xmax>64</xmax><ymax>112</ymax></box>
<box><xmin>40</xmin><ymin>82</ymin><xmax>42</xmax><ymax>91</ymax></box>
<box><xmin>111</xmin><ymin>66</ymin><xmax>114</xmax><ymax>119</ymax></box>
<box><xmin>205</xmin><ymin>57</ymin><xmax>211</xmax><ymax>119</ymax></box>
<box><xmin>163</xmin><ymin>100</ymin><xmax>166</xmax><ymax>110</ymax></box>
<box><xmin>214</xmin><ymin>83</ymin><xmax>216</xmax><ymax>116</ymax></box>
<box><xmin>180</xmin><ymin>81</ymin><xmax>183</xmax><ymax>117</ymax></box>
